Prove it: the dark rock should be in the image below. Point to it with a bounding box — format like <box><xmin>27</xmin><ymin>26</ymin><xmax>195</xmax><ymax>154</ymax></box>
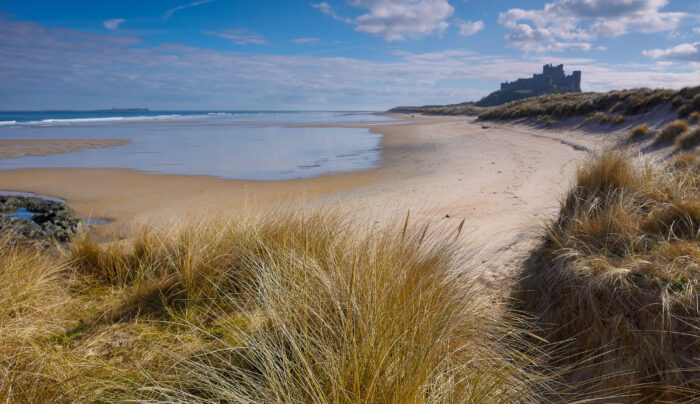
<box><xmin>0</xmin><ymin>195</ymin><xmax>84</xmax><ymax>242</ymax></box>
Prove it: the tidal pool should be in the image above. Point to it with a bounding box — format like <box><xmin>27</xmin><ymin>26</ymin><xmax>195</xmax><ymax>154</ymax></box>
<box><xmin>0</xmin><ymin>111</ymin><xmax>393</xmax><ymax>180</ymax></box>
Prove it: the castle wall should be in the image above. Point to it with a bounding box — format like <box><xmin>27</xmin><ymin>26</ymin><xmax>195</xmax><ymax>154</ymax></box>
<box><xmin>500</xmin><ymin>64</ymin><xmax>581</xmax><ymax>93</ymax></box>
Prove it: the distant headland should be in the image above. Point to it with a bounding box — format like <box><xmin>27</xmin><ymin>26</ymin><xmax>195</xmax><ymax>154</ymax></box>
<box><xmin>108</xmin><ymin>107</ymin><xmax>150</xmax><ymax>112</ymax></box>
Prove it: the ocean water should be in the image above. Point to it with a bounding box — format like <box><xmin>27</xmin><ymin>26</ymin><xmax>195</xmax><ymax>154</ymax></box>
<box><xmin>0</xmin><ymin>111</ymin><xmax>396</xmax><ymax>180</ymax></box>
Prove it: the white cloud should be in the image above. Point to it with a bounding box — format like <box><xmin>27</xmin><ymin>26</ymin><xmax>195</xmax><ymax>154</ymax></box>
<box><xmin>290</xmin><ymin>37</ymin><xmax>320</xmax><ymax>44</ymax></box>
<box><xmin>499</xmin><ymin>0</ymin><xmax>686</xmax><ymax>52</ymax></box>
<box><xmin>164</xmin><ymin>0</ymin><xmax>215</xmax><ymax>19</ymax></box>
<box><xmin>596</xmin><ymin>45</ymin><xmax>607</xmax><ymax>51</ymax></box>
<box><xmin>643</xmin><ymin>42</ymin><xmax>700</xmax><ymax>61</ymax></box>
<box><xmin>458</xmin><ymin>20</ymin><xmax>484</xmax><ymax>36</ymax></box>
<box><xmin>203</xmin><ymin>29</ymin><xmax>268</xmax><ymax>45</ymax></box>
<box><xmin>312</xmin><ymin>2</ymin><xmax>353</xmax><ymax>23</ymax></box>
<box><xmin>313</xmin><ymin>0</ymin><xmax>454</xmax><ymax>41</ymax></box>
<box><xmin>1</xmin><ymin>19</ymin><xmax>698</xmax><ymax>110</ymax></box>
<box><xmin>103</xmin><ymin>18</ymin><xmax>126</xmax><ymax>30</ymax></box>
<box><xmin>693</xmin><ymin>27</ymin><xmax>700</xmax><ymax>34</ymax></box>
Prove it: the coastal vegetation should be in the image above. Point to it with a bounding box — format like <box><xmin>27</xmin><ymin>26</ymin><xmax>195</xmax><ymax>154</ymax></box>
<box><xmin>2</xmin><ymin>150</ymin><xmax>699</xmax><ymax>402</ymax></box>
<box><xmin>1</xmin><ymin>213</ymin><xmax>548</xmax><ymax>403</ymax></box>
<box><xmin>391</xmin><ymin>86</ymin><xmax>700</xmax><ymax>125</ymax></box>
<box><xmin>513</xmin><ymin>150</ymin><xmax>700</xmax><ymax>401</ymax></box>
<box><xmin>479</xmin><ymin>87</ymin><xmax>688</xmax><ymax>121</ymax></box>
<box><xmin>388</xmin><ymin>102</ymin><xmax>487</xmax><ymax>116</ymax></box>
<box><xmin>677</xmin><ymin>128</ymin><xmax>700</xmax><ymax>151</ymax></box>
<box><xmin>654</xmin><ymin>120</ymin><xmax>689</xmax><ymax>145</ymax></box>
<box><xmin>628</xmin><ymin>123</ymin><xmax>649</xmax><ymax>140</ymax></box>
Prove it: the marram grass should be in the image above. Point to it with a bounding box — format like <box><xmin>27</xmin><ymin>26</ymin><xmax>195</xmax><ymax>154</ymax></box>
<box><xmin>1</xmin><ymin>211</ymin><xmax>549</xmax><ymax>403</ymax></box>
<box><xmin>513</xmin><ymin>150</ymin><xmax>700</xmax><ymax>402</ymax></box>
<box><xmin>2</xmin><ymin>152</ymin><xmax>700</xmax><ymax>402</ymax></box>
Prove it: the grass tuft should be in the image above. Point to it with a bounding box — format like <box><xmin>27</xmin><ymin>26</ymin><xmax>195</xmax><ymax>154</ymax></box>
<box><xmin>653</xmin><ymin>120</ymin><xmax>689</xmax><ymax>145</ymax></box>
<box><xmin>611</xmin><ymin>114</ymin><xmax>626</xmax><ymax>125</ymax></box>
<box><xmin>628</xmin><ymin>123</ymin><xmax>649</xmax><ymax>140</ymax></box>
<box><xmin>126</xmin><ymin>214</ymin><xmax>548</xmax><ymax>403</ymax></box>
<box><xmin>676</xmin><ymin>127</ymin><xmax>700</xmax><ymax>151</ymax></box>
<box><xmin>689</xmin><ymin>111</ymin><xmax>700</xmax><ymax>123</ymax></box>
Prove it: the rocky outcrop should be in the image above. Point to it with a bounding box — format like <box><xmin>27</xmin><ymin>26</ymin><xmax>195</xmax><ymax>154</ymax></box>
<box><xmin>0</xmin><ymin>196</ymin><xmax>84</xmax><ymax>242</ymax></box>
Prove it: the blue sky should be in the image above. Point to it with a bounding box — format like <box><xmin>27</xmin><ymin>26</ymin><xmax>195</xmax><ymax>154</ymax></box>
<box><xmin>0</xmin><ymin>0</ymin><xmax>699</xmax><ymax>110</ymax></box>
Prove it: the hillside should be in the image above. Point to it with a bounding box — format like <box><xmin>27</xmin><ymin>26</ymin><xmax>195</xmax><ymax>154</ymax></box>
<box><xmin>389</xmin><ymin>86</ymin><xmax>700</xmax><ymax>125</ymax></box>
<box><xmin>388</xmin><ymin>102</ymin><xmax>486</xmax><ymax>116</ymax></box>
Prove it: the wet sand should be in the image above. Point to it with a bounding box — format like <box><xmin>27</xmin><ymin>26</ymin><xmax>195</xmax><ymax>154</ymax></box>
<box><xmin>0</xmin><ymin>139</ymin><xmax>129</xmax><ymax>159</ymax></box>
<box><xmin>0</xmin><ymin>115</ymin><xmax>615</xmax><ymax>282</ymax></box>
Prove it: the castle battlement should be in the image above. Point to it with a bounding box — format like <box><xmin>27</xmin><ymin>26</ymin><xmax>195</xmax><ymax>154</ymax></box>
<box><xmin>500</xmin><ymin>64</ymin><xmax>581</xmax><ymax>93</ymax></box>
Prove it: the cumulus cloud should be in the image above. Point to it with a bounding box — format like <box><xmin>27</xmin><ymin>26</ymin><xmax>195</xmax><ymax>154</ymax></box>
<box><xmin>643</xmin><ymin>42</ymin><xmax>700</xmax><ymax>61</ymax></box>
<box><xmin>313</xmin><ymin>0</ymin><xmax>454</xmax><ymax>41</ymax></box>
<box><xmin>458</xmin><ymin>19</ymin><xmax>484</xmax><ymax>36</ymax></box>
<box><xmin>499</xmin><ymin>0</ymin><xmax>686</xmax><ymax>52</ymax></box>
<box><xmin>203</xmin><ymin>29</ymin><xmax>268</xmax><ymax>45</ymax></box>
<box><xmin>1</xmin><ymin>19</ymin><xmax>698</xmax><ymax>110</ymax></box>
<box><xmin>103</xmin><ymin>18</ymin><xmax>126</xmax><ymax>30</ymax></box>
<box><xmin>164</xmin><ymin>0</ymin><xmax>215</xmax><ymax>19</ymax></box>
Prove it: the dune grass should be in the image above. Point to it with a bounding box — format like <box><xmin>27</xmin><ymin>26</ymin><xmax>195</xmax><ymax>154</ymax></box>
<box><xmin>512</xmin><ymin>150</ymin><xmax>700</xmax><ymax>402</ymax></box>
<box><xmin>653</xmin><ymin>120</ymin><xmax>689</xmax><ymax>145</ymax></box>
<box><xmin>628</xmin><ymin>123</ymin><xmax>649</xmax><ymax>140</ymax></box>
<box><xmin>1</xmin><ymin>212</ymin><xmax>548</xmax><ymax>403</ymax></box>
<box><xmin>0</xmin><ymin>240</ymin><xmax>75</xmax><ymax>402</ymax></box>
<box><xmin>4</xmin><ymin>148</ymin><xmax>700</xmax><ymax>402</ymax></box>
<box><xmin>676</xmin><ymin>127</ymin><xmax>700</xmax><ymax>151</ymax></box>
<box><xmin>478</xmin><ymin>87</ymin><xmax>688</xmax><ymax>121</ymax></box>
<box><xmin>611</xmin><ymin>114</ymin><xmax>626</xmax><ymax>126</ymax></box>
<box><xmin>391</xmin><ymin>86</ymin><xmax>700</xmax><ymax>122</ymax></box>
<box><xmin>388</xmin><ymin>103</ymin><xmax>487</xmax><ymax>116</ymax></box>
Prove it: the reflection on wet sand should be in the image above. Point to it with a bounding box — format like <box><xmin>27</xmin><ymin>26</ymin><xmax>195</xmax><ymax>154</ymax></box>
<box><xmin>0</xmin><ymin>139</ymin><xmax>129</xmax><ymax>159</ymax></box>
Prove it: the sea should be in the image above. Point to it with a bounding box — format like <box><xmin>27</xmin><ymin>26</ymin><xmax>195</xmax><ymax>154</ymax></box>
<box><xmin>0</xmin><ymin>110</ymin><xmax>397</xmax><ymax>180</ymax></box>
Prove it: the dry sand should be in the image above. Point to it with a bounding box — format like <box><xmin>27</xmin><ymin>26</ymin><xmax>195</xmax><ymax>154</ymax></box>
<box><xmin>0</xmin><ymin>139</ymin><xmax>129</xmax><ymax>159</ymax></box>
<box><xmin>0</xmin><ymin>115</ymin><xmax>615</xmax><ymax>282</ymax></box>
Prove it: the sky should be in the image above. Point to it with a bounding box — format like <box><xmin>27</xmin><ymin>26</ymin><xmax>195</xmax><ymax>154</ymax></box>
<box><xmin>0</xmin><ymin>0</ymin><xmax>699</xmax><ymax>110</ymax></box>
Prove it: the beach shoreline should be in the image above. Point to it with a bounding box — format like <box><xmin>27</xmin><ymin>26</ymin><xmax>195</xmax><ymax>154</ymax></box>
<box><xmin>0</xmin><ymin>114</ymin><xmax>610</xmax><ymax>282</ymax></box>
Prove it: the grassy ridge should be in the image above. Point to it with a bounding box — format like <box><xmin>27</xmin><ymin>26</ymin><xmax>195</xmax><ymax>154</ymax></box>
<box><xmin>389</xmin><ymin>86</ymin><xmax>700</xmax><ymax>123</ymax></box>
<box><xmin>388</xmin><ymin>103</ymin><xmax>487</xmax><ymax>116</ymax></box>
<box><xmin>514</xmin><ymin>150</ymin><xmax>700</xmax><ymax>401</ymax></box>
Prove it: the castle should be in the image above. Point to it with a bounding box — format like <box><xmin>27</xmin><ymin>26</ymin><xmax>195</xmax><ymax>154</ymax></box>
<box><xmin>475</xmin><ymin>64</ymin><xmax>582</xmax><ymax>107</ymax></box>
<box><xmin>500</xmin><ymin>64</ymin><xmax>581</xmax><ymax>93</ymax></box>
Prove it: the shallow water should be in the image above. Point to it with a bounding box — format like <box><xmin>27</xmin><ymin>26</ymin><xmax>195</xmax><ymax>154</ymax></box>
<box><xmin>0</xmin><ymin>207</ymin><xmax>34</xmax><ymax>220</ymax></box>
<box><xmin>0</xmin><ymin>111</ymin><xmax>396</xmax><ymax>180</ymax></box>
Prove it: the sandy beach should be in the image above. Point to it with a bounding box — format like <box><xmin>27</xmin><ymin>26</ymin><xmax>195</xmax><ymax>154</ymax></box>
<box><xmin>0</xmin><ymin>115</ymin><xmax>615</xmax><ymax>282</ymax></box>
<box><xmin>0</xmin><ymin>138</ymin><xmax>129</xmax><ymax>159</ymax></box>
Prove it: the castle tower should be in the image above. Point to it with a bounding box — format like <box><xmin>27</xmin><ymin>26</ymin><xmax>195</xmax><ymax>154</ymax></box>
<box><xmin>571</xmin><ymin>70</ymin><xmax>582</xmax><ymax>91</ymax></box>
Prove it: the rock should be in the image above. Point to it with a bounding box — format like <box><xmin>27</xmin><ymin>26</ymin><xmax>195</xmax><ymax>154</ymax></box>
<box><xmin>0</xmin><ymin>195</ymin><xmax>84</xmax><ymax>242</ymax></box>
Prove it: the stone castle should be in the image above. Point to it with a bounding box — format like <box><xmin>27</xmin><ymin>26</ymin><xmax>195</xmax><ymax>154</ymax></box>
<box><xmin>500</xmin><ymin>64</ymin><xmax>581</xmax><ymax>93</ymax></box>
<box><xmin>475</xmin><ymin>64</ymin><xmax>582</xmax><ymax>107</ymax></box>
